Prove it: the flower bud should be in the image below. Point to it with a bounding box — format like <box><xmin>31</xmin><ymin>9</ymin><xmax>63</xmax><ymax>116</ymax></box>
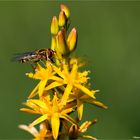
<box><xmin>56</xmin><ymin>28</ymin><xmax>68</xmax><ymax>55</ymax></box>
<box><xmin>67</xmin><ymin>28</ymin><xmax>77</xmax><ymax>52</ymax></box>
<box><xmin>51</xmin><ymin>16</ymin><xmax>59</xmax><ymax>35</ymax></box>
<box><xmin>69</xmin><ymin>124</ymin><xmax>78</xmax><ymax>139</ymax></box>
<box><xmin>51</xmin><ymin>36</ymin><xmax>56</xmax><ymax>50</ymax></box>
<box><xmin>58</xmin><ymin>11</ymin><xmax>66</xmax><ymax>27</ymax></box>
<box><xmin>92</xmin><ymin>100</ymin><xmax>108</xmax><ymax>109</ymax></box>
<box><xmin>60</xmin><ymin>4</ymin><xmax>70</xmax><ymax>18</ymax></box>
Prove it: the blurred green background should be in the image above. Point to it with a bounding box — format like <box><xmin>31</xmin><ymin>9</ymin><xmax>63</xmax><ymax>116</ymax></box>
<box><xmin>0</xmin><ymin>1</ymin><xmax>140</xmax><ymax>139</ymax></box>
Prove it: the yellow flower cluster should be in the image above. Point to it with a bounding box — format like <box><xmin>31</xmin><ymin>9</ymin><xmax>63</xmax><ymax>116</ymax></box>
<box><xmin>19</xmin><ymin>4</ymin><xmax>107</xmax><ymax>140</ymax></box>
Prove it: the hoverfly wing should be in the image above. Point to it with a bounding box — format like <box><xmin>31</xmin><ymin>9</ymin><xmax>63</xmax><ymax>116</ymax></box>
<box><xmin>12</xmin><ymin>51</ymin><xmax>37</xmax><ymax>63</ymax></box>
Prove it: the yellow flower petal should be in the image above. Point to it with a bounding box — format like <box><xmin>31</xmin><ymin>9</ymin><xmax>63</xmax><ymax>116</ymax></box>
<box><xmin>50</xmin><ymin>75</ymin><xmax>63</xmax><ymax>82</ymax></box>
<box><xmin>52</xmin><ymin>94</ymin><xmax>59</xmax><ymax>112</ymax></box>
<box><xmin>82</xmin><ymin>135</ymin><xmax>97</xmax><ymax>140</ymax></box>
<box><xmin>20</xmin><ymin>108</ymin><xmax>39</xmax><ymax>114</ymax></box>
<box><xmin>45</xmin><ymin>81</ymin><xmax>64</xmax><ymax>91</ymax></box>
<box><xmin>74</xmin><ymin>84</ymin><xmax>96</xmax><ymax>99</ymax></box>
<box><xmin>52</xmin><ymin>65</ymin><xmax>65</xmax><ymax>79</ymax></box>
<box><xmin>23</xmin><ymin>101</ymin><xmax>40</xmax><ymax>111</ymax></box>
<box><xmin>18</xmin><ymin>124</ymin><xmax>38</xmax><ymax>137</ymax></box>
<box><xmin>30</xmin><ymin>114</ymin><xmax>48</xmax><ymax>127</ymax></box>
<box><xmin>77</xmin><ymin>100</ymin><xmax>83</xmax><ymax>120</ymax></box>
<box><xmin>60</xmin><ymin>114</ymin><xmax>76</xmax><ymax>125</ymax></box>
<box><xmin>79</xmin><ymin>119</ymin><xmax>97</xmax><ymax>133</ymax></box>
<box><xmin>38</xmin><ymin>79</ymin><xmax>47</xmax><ymax>97</ymax></box>
<box><xmin>61</xmin><ymin>108</ymin><xmax>73</xmax><ymax>115</ymax></box>
<box><xmin>61</xmin><ymin>84</ymin><xmax>73</xmax><ymax>106</ymax></box>
<box><xmin>29</xmin><ymin>99</ymin><xmax>48</xmax><ymax>111</ymax></box>
<box><xmin>67</xmin><ymin>97</ymin><xmax>75</xmax><ymax>103</ymax></box>
<box><xmin>51</xmin><ymin>113</ymin><xmax>60</xmax><ymax>139</ymax></box>
<box><xmin>79</xmin><ymin>121</ymin><xmax>91</xmax><ymax>133</ymax></box>
<box><xmin>28</xmin><ymin>84</ymin><xmax>39</xmax><ymax>99</ymax></box>
<box><xmin>86</xmin><ymin>99</ymin><xmax>108</xmax><ymax>109</ymax></box>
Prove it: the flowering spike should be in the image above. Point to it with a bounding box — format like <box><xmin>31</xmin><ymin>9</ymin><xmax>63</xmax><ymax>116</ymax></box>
<box><xmin>58</xmin><ymin>11</ymin><xmax>66</xmax><ymax>27</ymax></box>
<box><xmin>51</xmin><ymin>16</ymin><xmax>59</xmax><ymax>35</ymax></box>
<box><xmin>60</xmin><ymin>4</ymin><xmax>70</xmax><ymax>18</ymax></box>
<box><xmin>18</xmin><ymin>4</ymin><xmax>107</xmax><ymax>140</ymax></box>
<box><xmin>67</xmin><ymin>28</ymin><xmax>77</xmax><ymax>52</ymax></box>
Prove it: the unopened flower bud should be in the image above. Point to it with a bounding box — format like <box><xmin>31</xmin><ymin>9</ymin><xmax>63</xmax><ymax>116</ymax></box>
<box><xmin>67</xmin><ymin>28</ymin><xmax>77</xmax><ymax>52</ymax></box>
<box><xmin>51</xmin><ymin>16</ymin><xmax>59</xmax><ymax>35</ymax></box>
<box><xmin>57</xmin><ymin>29</ymin><xmax>67</xmax><ymax>55</ymax></box>
<box><xmin>58</xmin><ymin>11</ymin><xmax>66</xmax><ymax>27</ymax></box>
<box><xmin>92</xmin><ymin>100</ymin><xmax>108</xmax><ymax>109</ymax></box>
<box><xmin>69</xmin><ymin>124</ymin><xmax>78</xmax><ymax>139</ymax></box>
<box><xmin>51</xmin><ymin>36</ymin><xmax>56</xmax><ymax>50</ymax></box>
<box><xmin>60</xmin><ymin>4</ymin><xmax>70</xmax><ymax>18</ymax></box>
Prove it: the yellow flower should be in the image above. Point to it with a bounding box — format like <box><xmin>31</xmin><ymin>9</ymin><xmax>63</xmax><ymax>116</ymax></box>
<box><xmin>21</xmin><ymin>93</ymin><xmax>77</xmax><ymax>139</ymax></box>
<box><xmin>19</xmin><ymin>122</ymin><xmax>52</xmax><ymax>140</ymax></box>
<box><xmin>68</xmin><ymin>88</ymin><xmax>108</xmax><ymax>120</ymax></box>
<box><xmin>26</xmin><ymin>62</ymin><xmax>55</xmax><ymax>98</ymax></box>
<box><xmin>45</xmin><ymin>62</ymin><xmax>96</xmax><ymax>106</ymax></box>
<box><xmin>63</xmin><ymin>118</ymin><xmax>98</xmax><ymax>140</ymax></box>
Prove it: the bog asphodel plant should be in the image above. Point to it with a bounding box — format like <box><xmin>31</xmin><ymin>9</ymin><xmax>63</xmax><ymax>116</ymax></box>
<box><xmin>19</xmin><ymin>4</ymin><xmax>107</xmax><ymax>140</ymax></box>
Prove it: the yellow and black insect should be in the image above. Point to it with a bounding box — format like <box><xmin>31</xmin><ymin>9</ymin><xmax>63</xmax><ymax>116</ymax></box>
<box><xmin>14</xmin><ymin>48</ymin><xmax>56</xmax><ymax>63</ymax></box>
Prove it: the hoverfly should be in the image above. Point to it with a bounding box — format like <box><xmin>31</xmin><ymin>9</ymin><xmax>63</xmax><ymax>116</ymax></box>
<box><xmin>14</xmin><ymin>48</ymin><xmax>56</xmax><ymax>63</ymax></box>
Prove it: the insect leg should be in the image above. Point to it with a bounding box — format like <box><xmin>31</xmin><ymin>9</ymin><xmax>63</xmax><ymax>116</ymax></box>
<box><xmin>30</xmin><ymin>62</ymin><xmax>38</xmax><ymax>72</ymax></box>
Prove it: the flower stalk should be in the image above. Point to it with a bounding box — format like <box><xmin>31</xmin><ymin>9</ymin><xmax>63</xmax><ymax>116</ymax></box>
<box><xmin>18</xmin><ymin>4</ymin><xmax>107</xmax><ymax>140</ymax></box>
